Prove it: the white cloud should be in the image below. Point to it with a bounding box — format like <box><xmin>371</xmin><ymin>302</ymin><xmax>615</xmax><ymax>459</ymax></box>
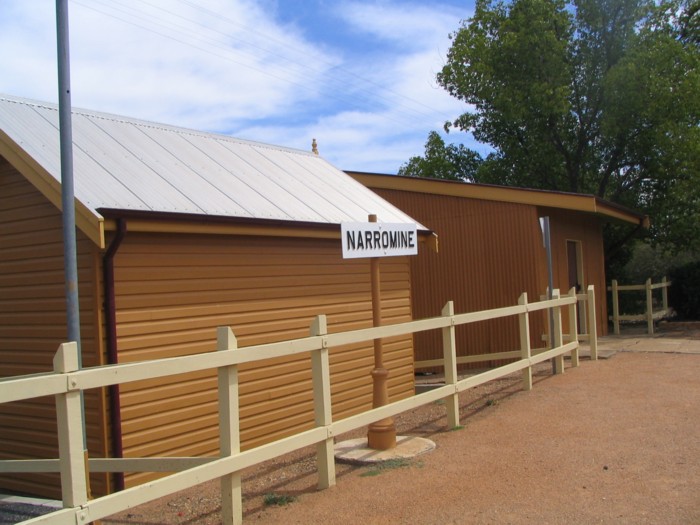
<box><xmin>0</xmin><ymin>0</ymin><xmax>479</xmax><ymax>173</ymax></box>
<box><xmin>0</xmin><ymin>0</ymin><xmax>340</xmax><ymax>129</ymax></box>
<box><xmin>335</xmin><ymin>1</ymin><xmax>466</xmax><ymax>49</ymax></box>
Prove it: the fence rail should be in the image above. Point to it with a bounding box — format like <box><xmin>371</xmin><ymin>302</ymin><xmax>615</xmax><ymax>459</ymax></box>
<box><xmin>608</xmin><ymin>277</ymin><xmax>671</xmax><ymax>335</ymax></box>
<box><xmin>0</xmin><ymin>288</ymin><xmax>584</xmax><ymax>525</ymax></box>
<box><xmin>415</xmin><ymin>284</ymin><xmax>599</xmax><ymax>369</ymax></box>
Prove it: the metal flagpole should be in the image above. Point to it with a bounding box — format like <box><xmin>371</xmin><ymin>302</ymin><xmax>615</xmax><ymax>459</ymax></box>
<box><xmin>57</xmin><ymin>1</ymin><xmax>100</xmax><ymax>513</ymax></box>
<box><xmin>55</xmin><ymin>8</ymin><xmax>99</xmax><ymax>509</ymax></box>
<box><xmin>56</xmin><ymin>0</ymin><xmax>82</xmax><ymax>361</ymax></box>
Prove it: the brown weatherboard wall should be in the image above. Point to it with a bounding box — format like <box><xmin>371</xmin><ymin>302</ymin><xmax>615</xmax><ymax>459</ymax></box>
<box><xmin>368</xmin><ymin>188</ymin><xmax>549</xmax><ymax>367</ymax></box>
<box><xmin>111</xmin><ymin>231</ymin><xmax>414</xmax><ymax>488</ymax></box>
<box><xmin>0</xmin><ymin>157</ymin><xmax>111</xmax><ymax>498</ymax></box>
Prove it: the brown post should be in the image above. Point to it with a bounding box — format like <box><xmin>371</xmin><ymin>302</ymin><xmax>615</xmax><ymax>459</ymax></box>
<box><xmin>366</xmin><ymin>214</ymin><xmax>397</xmax><ymax>450</ymax></box>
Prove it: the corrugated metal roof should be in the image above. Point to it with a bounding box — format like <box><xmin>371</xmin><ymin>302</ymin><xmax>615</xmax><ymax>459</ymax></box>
<box><xmin>0</xmin><ymin>94</ymin><xmax>425</xmax><ymax>229</ymax></box>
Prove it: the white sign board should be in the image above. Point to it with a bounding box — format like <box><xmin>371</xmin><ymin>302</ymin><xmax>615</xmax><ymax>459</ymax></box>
<box><xmin>341</xmin><ymin>222</ymin><xmax>418</xmax><ymax>259</ymax></box>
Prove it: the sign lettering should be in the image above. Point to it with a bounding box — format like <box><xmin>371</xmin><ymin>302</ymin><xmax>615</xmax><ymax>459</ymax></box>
<box><xmin>341</xmin><ymin>222</ymin><xmax>418</xmax><ymax>259</ymax></box>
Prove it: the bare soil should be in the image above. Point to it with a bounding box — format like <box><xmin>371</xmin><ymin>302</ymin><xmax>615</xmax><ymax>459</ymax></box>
<box><xmin>100</xmin><ymin>325</ymin><xmax>700</xmax><ymax>525</ymax></box>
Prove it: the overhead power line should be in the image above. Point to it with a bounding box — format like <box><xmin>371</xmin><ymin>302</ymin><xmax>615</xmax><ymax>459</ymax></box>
<box><xmin>70</xmin><ymin>0</ymin><xmax>461</xmax><ymax>130</ymax></box>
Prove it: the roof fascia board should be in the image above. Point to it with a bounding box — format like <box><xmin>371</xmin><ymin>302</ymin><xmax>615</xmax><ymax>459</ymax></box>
<box><xmin>349</xmin><ymin>172</ymin><xmax>644</xmax><ymax>226</ymax></box>
<box><xmin>0</xmin><ymin>130</ymin><xmax>105</xmax><ymax>248</ymax></box>
<box><xmin>103</xmin><ymin>217</ymin><xmax>438</xmax><ymax>250</ymax></box>
<box><xmin>593</xmin><ymin>198</ymin><xmax>650</xmax><ymax>226</ymax></box>
<box><xmin>105</xmin><ymin>218</ymin><xmax>340</xmax><ymax>240</ymax></box>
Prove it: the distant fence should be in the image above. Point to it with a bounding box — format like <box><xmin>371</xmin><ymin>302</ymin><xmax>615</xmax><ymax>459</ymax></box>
<box><xmin>0</xmin><ymin>288</ymin><xmax>583</xmax><ymax>525</ymax></box>
<box><xmin>416</xmin><ymin>284</ymin><xmax>599</xmax><ymax>369</ymax></box>
<box><xmin>608</xmin><ymin>277</ymin><xmax>671</xmax><ymax>335</ymax></box>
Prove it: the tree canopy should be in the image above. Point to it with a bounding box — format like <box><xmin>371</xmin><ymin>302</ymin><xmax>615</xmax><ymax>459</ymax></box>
<box><xmin>401</xmin><ymin>0</ymin><xmax>700</xmax><ymax>251</ymax></box>
<box><xmin>397</xmin><ymin>131</ymin><xmax>481</xmax><ymax>182</ymax></box>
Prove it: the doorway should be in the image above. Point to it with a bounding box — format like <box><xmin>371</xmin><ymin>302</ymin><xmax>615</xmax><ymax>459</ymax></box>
<box><xmin>567</xmin><ymin>240</ymin><xmax>585</xmax><ymax>333</ymax></box>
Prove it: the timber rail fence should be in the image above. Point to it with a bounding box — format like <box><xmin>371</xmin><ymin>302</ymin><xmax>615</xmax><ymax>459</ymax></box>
<box><xmin>0</xmin><ymin>288</ymin><xmax>586</xmax><ymax>525</ymax></box>
<box><xmin>608</xmin><ymin>277</ymin><xmax>671</xmax><ymax>335</ymax></box>
<box><xmin>414</xmin><ymin>284</ymin><xmax>599</xmax><ymax>370</ymax></box>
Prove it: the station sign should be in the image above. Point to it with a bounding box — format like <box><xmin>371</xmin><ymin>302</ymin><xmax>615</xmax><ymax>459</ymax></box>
<box><xmin>341</xmin><ymin>222</ymin><xmax>418</xmax><ymax>259</ymax></box>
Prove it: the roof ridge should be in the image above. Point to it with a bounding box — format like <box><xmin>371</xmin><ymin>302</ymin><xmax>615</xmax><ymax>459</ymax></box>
<box><xmin>0</xmin><ymin>92</ymin><xmax>314</xmax><ymax>157</ymax></box>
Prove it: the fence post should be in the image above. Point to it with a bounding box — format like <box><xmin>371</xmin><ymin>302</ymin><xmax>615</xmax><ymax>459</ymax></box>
<box><xmin>552</xmin><ymin>290</ymin><xmax>565</xmax><ymax>374</ymax></box>
<box><xmin>310</xmin><ymin>315</ymin><xmax>335</xmax><ymax>489</ymax></box>
<box><xmin>543</xmin><ymin>290</ymin><xmax>551</xmax><ymax>348</ymax></box>
<box><xmin>611</xmin><ymin>280</ymin><xmax>620</xmax><ymax>335</ymax></box>
<box><xmin>646</xmin><ymin>278</ymin><xmax>654</xmax><ymax>335</ymax></box>
<box><xmin>662</xmin><ymin>276</ymin><xmax>669</xmax><ymax>312</ymax></box>
<box><xmin>441</xmin><ymin>301</ymin><xmax>460</xmax><ymax>428</ymax></box>
<box><xmin>578</xmin><ymin>293</ymin><xmax>587</xmax><ymax>340</ymax></box>
<box><xmin>518</xmin><ymin>293</ymin><xmax>532</xmax><ymax>391</ymax></box>
<box><xmin>587</xmin><ymin>285</ymin><xmax>598</xmax><ymax>361</ymax></box>
<box><xmin>53</xmin><ymin>342</ymin><xmax>88</xmax><ymax>509</ymax></box>
<box><xmin>568</xmin><ymin>287</ymin><xmax>580</xmax><ymax>368</ymax></box>
<box><xmin>217</xmin><ymin>327</ymin><xmax>242</xmax><ymax>525</ymax></box>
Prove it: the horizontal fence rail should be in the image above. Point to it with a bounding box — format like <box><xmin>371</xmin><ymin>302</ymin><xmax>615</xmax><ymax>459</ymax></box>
<box><xmin>0</xmin><ymin>288</ymin><xmax>585</xmax><ymax>525</ymax></box>
<box><xmin>608</xmin><ymin>277</ymin><xmax>671</xmax><ymax>335</ymax></box>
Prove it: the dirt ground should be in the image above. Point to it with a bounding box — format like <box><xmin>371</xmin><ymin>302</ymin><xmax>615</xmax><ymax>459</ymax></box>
<box><xmin>90</xmin><ymin>322</ymin><xmax>700</xmax><ymax>525</ymax></box>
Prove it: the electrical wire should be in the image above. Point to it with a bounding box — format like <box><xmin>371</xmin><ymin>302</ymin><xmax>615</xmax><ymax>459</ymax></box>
<box><xmin>69</xmin><ymin>0</ymin><xmax>462</xmax><ymax>130</ymax></box>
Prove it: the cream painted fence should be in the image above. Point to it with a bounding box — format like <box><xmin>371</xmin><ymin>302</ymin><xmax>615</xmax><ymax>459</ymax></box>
<box><xmin>414</xmin><ymin>284</ymin><xmax>599</xmax><ymax>371</ymax></box>
<box><xmin>608</xmin><ymin>277</ymin><xmax>671</xmax><ymax>335</ymax></box>
<box><xmin>566</xmin><ymin>285</ymin><xmax>598</xmax><ymax>359</ymax></box>
<box><xmin>0</xmin><ymin>288</ymin><xmax>584</xmax><ymax>525</ymax></box>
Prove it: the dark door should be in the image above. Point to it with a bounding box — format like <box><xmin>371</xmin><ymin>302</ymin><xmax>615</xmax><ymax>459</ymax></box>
<box><xmin>567</xmin><ymin>240</ymin><xmax>580</xmax><ymax>292</ymax></box>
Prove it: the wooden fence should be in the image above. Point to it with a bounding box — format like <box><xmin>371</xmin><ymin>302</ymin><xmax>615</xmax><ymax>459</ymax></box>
<box><xmin>608</xmin><ymin>277</ymin><xmax>671</xmax><ymax>335</ymax></box>
<box><xmin>415</xmin><ymin>284</ymin><xmax>599</xmax><ymax>370</ymax></box>
<box><xmin>0</xmin><ymin>288</ymin><xmax>583</xmax><ymax>525</ymax></box>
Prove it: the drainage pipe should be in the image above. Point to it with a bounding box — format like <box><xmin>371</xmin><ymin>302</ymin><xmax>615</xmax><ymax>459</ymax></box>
<box><xmin>103</xmin><ymin>219</ymin><xmax>127</xmax><ymax>491</ymax></box>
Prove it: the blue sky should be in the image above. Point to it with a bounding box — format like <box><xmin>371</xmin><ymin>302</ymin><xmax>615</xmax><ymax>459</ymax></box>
<box><xmin>0</xmin><ymin>0</ymin><xmax>478</xmax><ymax>173</ymax></box>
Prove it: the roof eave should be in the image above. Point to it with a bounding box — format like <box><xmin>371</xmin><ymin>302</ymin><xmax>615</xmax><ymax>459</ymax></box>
<box><xmin>592</xmin><ymin>197</ymin><xmax>650</xmax><ymax>227</ymax></box>
<box><xmin>348</xmin><ymin>172</ymin><xmax>647</xmax><ymax>227</ymax></box>
<box><xmin>99</xmin><ymin>208</ymin><xmax>437</xmax><ymax>247</ymax></box>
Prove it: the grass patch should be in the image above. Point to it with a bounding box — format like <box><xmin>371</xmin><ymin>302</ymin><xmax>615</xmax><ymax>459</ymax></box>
<box><xmin>485</xmin><ymin>398</ymin><xmax>499</xmax><ymax>407</ymax></box>
<box><xmin>360</xmin><ymin>458</ymin><xmax>416</xmax><ymax>478</ymax></box>
<box><xmin>449</xmin><ymin>425</ymin><xmax>465</xmax><ymax>431</ymax></box>
<box><xmin>263</xmin><ymin>493</ymin><xmax>297</xmax><ymax>506</ymax></box>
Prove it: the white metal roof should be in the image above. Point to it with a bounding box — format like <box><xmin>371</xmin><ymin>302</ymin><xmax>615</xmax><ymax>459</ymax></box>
<box><xmin>0</xmin><ymin>94</ymin><xmax>425</xmax><ymax>231</ymax></box>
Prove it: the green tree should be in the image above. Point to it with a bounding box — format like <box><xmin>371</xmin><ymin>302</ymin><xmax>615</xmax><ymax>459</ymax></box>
<box><xmin>398</xmin><ymin>131</ymin><xmax>481</xmax><ymax>182</ymax></box>
<box><xmin>411</xmin><ymin>0</ymin><xmax>700</xmax><ymax>251</ymax></box>
<box><xmin>678</xmin><ymin>0</ymin><xmax>700</xmax><ymax>44</ymax></box>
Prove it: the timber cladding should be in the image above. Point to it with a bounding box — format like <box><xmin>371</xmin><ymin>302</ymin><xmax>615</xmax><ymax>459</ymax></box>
<box><xmin>111</xmin><ymin>232</ymin><xmax>414</xmax><ymax>488</ymax></box>
<box><xmin>0</xmin><ymin>159</ymin><xmax>110</xmax><ymax>498</ymax></box>
<box><xmin>370</xmin><ymin>188</ymin><xmax>549</xmax><ymax>366</ymax></box>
